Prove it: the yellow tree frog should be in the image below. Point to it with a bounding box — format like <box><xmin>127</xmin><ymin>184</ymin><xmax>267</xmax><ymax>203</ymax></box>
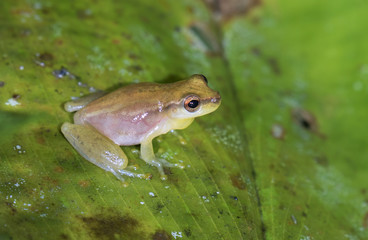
<box><xmin>61</xmin><ymin>74</ymin><xmax>221</xmax><ymax>183</ymax></box>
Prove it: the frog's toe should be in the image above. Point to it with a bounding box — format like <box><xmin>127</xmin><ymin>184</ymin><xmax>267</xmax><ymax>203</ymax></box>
<box><xmin>117</xmin><ymin>169</ymin><xmax>152</xmax><ymax>180</ymax></box>
<box><xmin>158</xmin><ymin>158</ymin><xmax>185</xmax><ymax>169</ymax></box>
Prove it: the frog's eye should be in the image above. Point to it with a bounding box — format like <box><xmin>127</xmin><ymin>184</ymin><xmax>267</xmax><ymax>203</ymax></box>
<box><xmin>184</xmin><ymin>95</ymin><xmax>200</xmax><ymax>112</ymax></box>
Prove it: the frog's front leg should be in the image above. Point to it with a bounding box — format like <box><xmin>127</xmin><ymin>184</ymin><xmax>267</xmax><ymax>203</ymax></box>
<box><xmin>140</xmin><ymin>138</ymin><xmax>182</xmax><ymax>180</ymax></box>
<box><xmin>61</xmin><ymin>122</ymin><xmax>151</xmax><ymax>184</ymax></box>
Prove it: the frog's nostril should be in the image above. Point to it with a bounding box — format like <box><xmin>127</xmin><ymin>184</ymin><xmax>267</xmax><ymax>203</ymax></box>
<box><xmin>211</xmin><ymin>94</ymin><xmax>221</xmax><ymax>103</ymax></box>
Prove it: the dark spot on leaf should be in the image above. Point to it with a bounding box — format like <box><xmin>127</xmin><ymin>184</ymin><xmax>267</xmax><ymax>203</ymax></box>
<box><xmin>80</xmin><ymin>213</ymin><xmax>145</xmax><ymax>239</ymax></box>
<box><xmin>230</xmin><ymin>196</ymin><xmax>238</xmax><ymax>201</ymax></box>
<box><xmin>155</xmin><ymin>203</ymin><xmax>164</xmax><ymax>212</ymax></box>
<box><xmin>292</xmin><ymin>108</ymin><xmax>325</xmax><ymax>137</ymax></box>
<box><xmin>261</xmin><ymin>224</ymin><xmax>266</xmax><ymax>234</ymax></box>
<box><xmin>12</xmin><ymin>94</ymin><xmax>20</xmax><ymax>99</ymax></box>
<box><xmin>361</xmin><ymin>189</ymin><xmax>367</xmax><ymax>195</ymax></box>
<box><xmin>183</xmin><ymin>228</ymin><xmax>191</xmax><ymax>237</ymax></box>
<box><xmin>251</xmin><ymin>47</ymin><xmax>262</xmax><ymax>56</ymax></box>
<box><xmin>35</xmin><ymin>52</ymin><xmax>54</xmax><ymax>67</ymax></box>
<box><xmin>230</xmin><ymin>174</ymin><xmax>246</xmax><ymax>190</ymax></box>
<box><xmin>53</xmin><ymin>67</ymin><xmax>71</xmax><ymax>79</ymax></box>
<box><xmin>268</xmin><ymin>58</ymin><xmax>281</xmax><ymax>75</ymax></box>
<box><xmin>363</xmin><ymin>212</ymin><xmax>368</xmax><ymax>229</ymax></box>
<box><xmin>39</xmin><ymin>52</ymin><xmax>54</xmax><ymax>61</ymax></box>
<box><xmin>121</xmin><ymin>32</ymin><xmax>132</xmax><ymax>40</ymax></box>
<box><xmin>0</xmin><ymin>81</ymin><xmax>4</xmax><ymax>87</ymax></box>
<box><xmin>314</xmin><ymin>155</ymin><xmax>329</xmax><ymax>167</ymax></box>
<box><xmin>302</xmin><ymin>212</ymin><xmax>307</xmax><ymax>217</ymax></box>
<box><xmin>5</xmin><ymin>202</ymin><xmax>17</xmax><ymax>215</ymax></box>
<box><xmin>218</xmin><ymin>208</ymin><xmax>224</xmax><ymax>215</ymax></box>
<box><xmin>60</xmin><ymin>233</ymin><xmax>69</xmax><ymax>239</ymax></box>
<box><xmin>128</xmin><ymin>53</ymin><xmax>139</xmax><ymax>60</ymax></box>
<box><xmin>152</xmin><ymin>230</ymin><xmax>171</xmax><ymax>240</ymax></box>
<box><xmin>128</xmin><ymin>65</ymin><xmax>143</xmax><ymax>72</ymax></box>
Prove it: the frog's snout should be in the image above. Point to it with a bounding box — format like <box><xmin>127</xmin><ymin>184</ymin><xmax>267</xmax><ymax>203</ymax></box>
<box><xmin>211</xmin><ymin>92</ymin><xmax>221</xmax><ymax>104</ymax></box>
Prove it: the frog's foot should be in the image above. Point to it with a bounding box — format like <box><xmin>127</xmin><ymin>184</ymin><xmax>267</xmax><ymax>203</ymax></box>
<box><xmin>117</xmin><ymin>169</ymin><xmax>152</xmax><ymax>180</ymax></box>
<box><xmin>148</xmin><ymin>158</ymin><xmax>184</xmax><ymax>180</ymax></box>
<box><xmin>140</xmin><ymin>139</ymin><xmax>184</xmax><ymax>180</ymax></box>
<box><xmin>106</xmin><ymin>168</ymin><xmax>151</xmax><ymax>187</ymax></box>
<box><xmin>157</xmin><ymin>158</ymin><xmax>185</xmax><ymax>169</ymax></box>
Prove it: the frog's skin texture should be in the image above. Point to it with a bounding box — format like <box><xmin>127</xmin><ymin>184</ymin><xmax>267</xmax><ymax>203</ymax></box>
<box><xmin>61</xmin><ymin>74</ymin><xmax>221</xmax><ymax>184</ymax></box>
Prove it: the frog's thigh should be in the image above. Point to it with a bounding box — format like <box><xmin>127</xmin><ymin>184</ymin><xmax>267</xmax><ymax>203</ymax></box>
<box><xmin>64</xmin><ymin>91</ymin><xmax>106</xmax><ymax>112</ymax></box>
<box><xmin>61</xmin><ymin>122</ymin><xmax>130</xmax><ymax>181</ymax></box>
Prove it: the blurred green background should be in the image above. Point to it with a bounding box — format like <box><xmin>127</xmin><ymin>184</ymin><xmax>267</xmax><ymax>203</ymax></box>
<box><xmin>0</xmin><ymin>0</ymin><xmax>367</xmax><ymax>239</ymax></box>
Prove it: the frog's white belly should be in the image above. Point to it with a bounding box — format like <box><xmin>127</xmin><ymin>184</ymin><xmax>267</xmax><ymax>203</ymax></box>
<box><xmin>83</xmin><ymin>111</ymin><xmax>165</xmax><ymax>146</ymax></box>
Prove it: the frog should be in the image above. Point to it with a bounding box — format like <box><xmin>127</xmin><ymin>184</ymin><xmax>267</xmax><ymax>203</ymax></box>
<box><xmin>61</xmin><ymin>74</ymin><xmax>221</xmax><ymax>184</ymax></box>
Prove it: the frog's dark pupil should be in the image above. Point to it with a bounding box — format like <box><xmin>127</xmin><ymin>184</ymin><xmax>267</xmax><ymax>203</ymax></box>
<box><xmin>188</xmin><ymin>100</ymin><xmax>199</xmax><ymax>108</ymax></box>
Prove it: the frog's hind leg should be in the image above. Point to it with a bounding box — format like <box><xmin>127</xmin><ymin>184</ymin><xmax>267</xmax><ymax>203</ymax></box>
<box><xmin>61</xmin><ymin>122</ymin><xmax>151</xmax><ymax>183</ymax></box>
<box><xmin>64</xmin><ymin>91</ymin><xmax>106</xmax><ymax>112</ymax></box>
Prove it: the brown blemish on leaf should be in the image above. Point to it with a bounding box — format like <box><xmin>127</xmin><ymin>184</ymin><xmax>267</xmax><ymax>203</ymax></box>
<box><xmin>363</xmin><ymin>212</ymin><xmax>368</xmax><ymax>229</ymax></box>
<box><xmin>112</xmin><ymin>39</ymin><xmax>120</xmax><ymax>44</ymax></box>
<box><xmin>152</xmin><ymin>230</ymin><xmax>172</xmax><ymax>240</ymax></box>
<box><xmin>43</xmin><ymin>176</ymin><xmax>59</xmax><ymax>186</ymax></box>
<box><xmin>292</xmin><ymin>108</ymin><xmax>325</xmax><ymax>138</ymax></box>
<box><xmin>251</xmin><ymin>47</ymin><xmax>262</xmax><ymax>56</ymax></box>
<box><xmin>0</xmin><ymin>81</ymin><xmax>4</xmax><ymax>87</ymax></box>
<box><xmin>60</xmin><ymin>233</ymin><xmax>69</xmax><ymax>239</ymax></box>
<box><xmin>203</xmin><ymin>0</ymin><xmax>261</xmax><ymax>21</ymax></box>
<box><xmin>80</xmin><ymin>213</ymin><xmax>145</xmax><ymax>239</ymax></box>
<box><xmin>78</xmin><ymin>180</ymin><xmax>90</xmax><ymax>187</ymax></box>
<box><xmin>268</xmin><ymin>58</ymin><xmax>281</xmax><ymax>75</ymax></box>
<box><xmin>33</xmin><ymin>127</ymin><xmax>51</xmax><ymax>145</ymax></box>
<box><xmin>230</xmin><ymin>173</ymin><xmax>246</xmax><ymax>190</ymax></box>
<box><xmin>39</xmin><ymin>52</ymin><xmax>54</xmax><ymax>62</ymax></box>
<box><xmin>5</xmin><ymin>202</ymin><xmax>17</xmax><ymax>215</ymax></box>
<box><xmin>54</xmin><ymin>166</ymin><xmax>64</xmax><ymax>173</ymax></box>
<box><xmin>35</xmin><ymin>52</ymin><xmax>54</xmax><ymax>67</ymax></box>
<box><xmin>128</xmin><ymin>53</ymin><xmax>139</xmax><ymax>60</ymax></box>
<box><xmin>314</xmin><ymin>155</ymin><xmax>329</xmax><ymax>167</ymax></box>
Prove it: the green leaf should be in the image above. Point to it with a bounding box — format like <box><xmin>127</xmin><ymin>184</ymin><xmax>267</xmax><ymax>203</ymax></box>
<box><xmin>1</xmin><ymin>0</ymin><xmax>368</xmax><ymax>239</ymax></box>
<box><xmin>0</xmin><ymin>1</ymin><xmax>260</xmax><ymax>239</ymax></box>
<box><xmin>225</xmin><ymin>0</ymin><xmax>368</xmax><ymax>239</ymax></box>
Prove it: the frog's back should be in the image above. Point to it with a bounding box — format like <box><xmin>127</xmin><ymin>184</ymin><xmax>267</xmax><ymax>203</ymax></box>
<box><xmin>74</xmin><ymin>82</ymin><xmax>174</xmax><ymax>146</ymax></box>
